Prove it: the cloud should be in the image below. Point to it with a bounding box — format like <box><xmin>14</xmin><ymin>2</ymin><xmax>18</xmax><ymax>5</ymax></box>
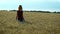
<box><xmin>23</xmin><ymin>0</ymin><xmax>60</xmax><ymax>3</ymax></box>
<box><xmin>0</xmin><ymin>0</ymin><xmax>19</xmax><ymax>4</ymax></box>
<box><xmin>0</xmin><ymin>0</ymin><xmax>60</xmax><ymax>4</ymax></box>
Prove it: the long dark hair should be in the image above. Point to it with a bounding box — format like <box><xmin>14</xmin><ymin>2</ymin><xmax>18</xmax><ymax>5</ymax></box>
<box><xmin>18</xmin><ymin>5</ymin><xmax>22</xmax><ymax>11</ymax></box>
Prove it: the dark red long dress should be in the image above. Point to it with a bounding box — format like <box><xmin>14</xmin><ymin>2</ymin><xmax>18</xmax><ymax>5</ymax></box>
<box><xmin>16</xmin><ymin>10</ymin><xmax>24</xmax><ymax>22</ymax></box>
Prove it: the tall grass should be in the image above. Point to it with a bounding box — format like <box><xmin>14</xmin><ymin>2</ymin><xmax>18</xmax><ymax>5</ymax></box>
<box><xmin>0</xmin><ymin>11</ymin><xmax>60</xmax><ymax>34</ymax></box>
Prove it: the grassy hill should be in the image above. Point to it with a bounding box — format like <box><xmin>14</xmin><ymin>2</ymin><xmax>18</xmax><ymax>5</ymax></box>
<box><xmin>0</xmin><ymin>11</ymin><xmax>60</xmax><ymax>34</ymax></box>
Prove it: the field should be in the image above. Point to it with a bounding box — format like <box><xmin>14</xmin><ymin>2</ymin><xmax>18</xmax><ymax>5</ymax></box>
<box><xmin>0</xmin><ymin>11</ymin><xmax>60</xmax><ymax>34</ymax></box>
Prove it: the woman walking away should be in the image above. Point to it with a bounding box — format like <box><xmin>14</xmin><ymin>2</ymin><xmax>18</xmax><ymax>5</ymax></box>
<box><xmin>16</xmin><ymin>5</ymin><xmax>25</xmax><ymax>22</ymax></box>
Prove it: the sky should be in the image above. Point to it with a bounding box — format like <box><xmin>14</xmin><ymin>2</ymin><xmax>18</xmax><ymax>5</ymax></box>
<box><xmin>0</xmin><ymin>0</ymin><xmax>60</xmax><ymax>12</ymax></box>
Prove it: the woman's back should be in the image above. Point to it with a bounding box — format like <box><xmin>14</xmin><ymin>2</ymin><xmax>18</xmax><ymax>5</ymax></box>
<box><xmin>17</xmin><ymin>10</ymin><xmax>23</xmax><ymax>18</ymax></box>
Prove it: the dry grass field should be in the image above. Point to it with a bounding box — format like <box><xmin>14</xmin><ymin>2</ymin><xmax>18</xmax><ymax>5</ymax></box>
<box><xmin>0</xmin><ymin>11</ymin><xmax>60</xmax><ymax>34</ymax></box>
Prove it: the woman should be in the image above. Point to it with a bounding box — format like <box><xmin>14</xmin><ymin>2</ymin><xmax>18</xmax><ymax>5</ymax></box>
<box><xmin>16</xmin><ymin>5</ymin><xmax>25</xmax><ymax>22</ymax></box>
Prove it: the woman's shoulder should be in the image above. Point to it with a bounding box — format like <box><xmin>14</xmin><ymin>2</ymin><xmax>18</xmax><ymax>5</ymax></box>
<box><xmin>17</xmin><ymin>10</ymin><xmax>19</xmax><ymax>12</ymax></box>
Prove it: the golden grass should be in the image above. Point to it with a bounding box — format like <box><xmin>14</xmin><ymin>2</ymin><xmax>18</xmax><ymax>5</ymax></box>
<box><xmin>0</xmin><ymin>11</ymin><xmax>60</xmax><ymax>34</ymax></box>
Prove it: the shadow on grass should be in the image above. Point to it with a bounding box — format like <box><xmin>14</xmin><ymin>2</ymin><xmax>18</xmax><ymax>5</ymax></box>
<box><xmin>17</xmin><ymin>20</ymin><xmax>33</xmax><ymax>24</ymax></box>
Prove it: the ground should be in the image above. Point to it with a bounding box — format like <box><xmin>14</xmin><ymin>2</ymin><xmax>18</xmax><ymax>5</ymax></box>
<box><xmin>0</xmin><ymin>11</ymin><xmax>60</xmax><ymax>34</ymax></box>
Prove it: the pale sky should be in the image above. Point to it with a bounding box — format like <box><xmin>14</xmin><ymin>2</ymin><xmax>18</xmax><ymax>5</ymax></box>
<box><xmin>0</xmin><ymin>0</ymin><xmax>60</xmax><ymax>12</ymax></box>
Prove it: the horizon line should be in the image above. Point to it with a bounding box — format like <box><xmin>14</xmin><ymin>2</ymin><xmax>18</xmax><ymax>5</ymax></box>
<box><xmin>0</xmin><ymin>9</ymin><xmax>60</xmax><ymax>12</ymax></box>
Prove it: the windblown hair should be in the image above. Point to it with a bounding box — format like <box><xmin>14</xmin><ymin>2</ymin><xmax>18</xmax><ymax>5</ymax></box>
<box><xmin>18</xmin><ymin>5</ymin><xmax>23</xmax><ymax>11</ymax></box>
